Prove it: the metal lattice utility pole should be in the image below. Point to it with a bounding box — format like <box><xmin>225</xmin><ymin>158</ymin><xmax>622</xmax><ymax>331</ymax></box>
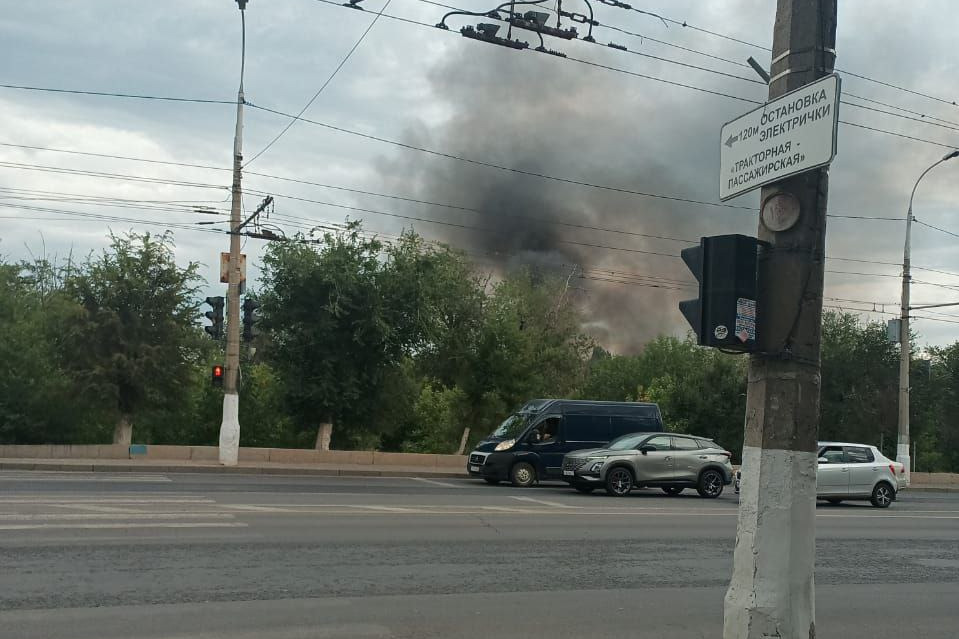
<box><xmin>723</xmin><ymin>1</ymin><xmax>836</xmax><ymax>637</ymax></box>
<box><xmin>898</xmin><ymin>150</ymin><xmax>959</xmax><ymax>485</ymax></box>
<box><xmin>219</xmin><ymin>0</ymin><xmax>249</xmax><ymax>466</ymax></box>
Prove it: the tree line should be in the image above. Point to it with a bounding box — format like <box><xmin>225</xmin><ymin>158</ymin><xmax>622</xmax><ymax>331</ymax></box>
<box><xmin>1</xmin><ymin>226</ymin><xmax>957</xmax><ymax>471</ymax></box>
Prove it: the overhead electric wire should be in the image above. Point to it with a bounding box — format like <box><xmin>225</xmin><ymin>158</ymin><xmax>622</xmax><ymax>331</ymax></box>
<box><xmin>0</xmin><ymin>160</ymin><xmax>228</xmax><ymax>191</ymax></box>
<box><xmin>623</xmin><ymin>6</ymin><xmax>959</xmax><ymax>112</ymax></box>
<box><xmin>2</xmin><ymin>147</ymin><xmax>950</xmax><ymax>273</ymax></box>
<box><xmin>0</xmin><ymin>83</ymin><xmax>235</xmax><ymax>105</ymax></box>
<box><xmin>915</xmin><ymin>218</ymin><xmax>959</xmax><ymax>240</ymax></box>
<box><xmin>244</xmin><ymin>0</ymin><xmax>395</xmax><ymax>167</ymax></box>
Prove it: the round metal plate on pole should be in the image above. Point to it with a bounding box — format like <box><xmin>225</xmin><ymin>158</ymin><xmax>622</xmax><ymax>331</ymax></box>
<box><xmin>761</xmin><ymin>192</ymin><xmax>801</xmax><ymax>232</ymax></box>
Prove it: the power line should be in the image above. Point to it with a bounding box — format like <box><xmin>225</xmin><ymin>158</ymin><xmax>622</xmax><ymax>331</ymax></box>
<box><xmin>0</xmin><ymin>160</ymin><xmax>228</xmax><ymax>191</ymax></box>
<box><xmin>0</xmin><ymin>147</ymin><xmax>943</xmax><ymax>271</ymax></box>
<box><xmin>0</xmin><ymin>142</ymin><xmax>229</xmax><ymax>173</ymax></box>
<box><xmin>915</xmin><ymin>218</ymin><xmax>959</xmax><ymax>240</ymax></box>
<box><xmin>244</xmin><ymin>0</ymin><xmax>395</xmax><ymax>167</ymax></box>
<box><xmin>245</xmin><ymin>102</ymin><xmax>759</xmax><ymax>212</ymax></box>
<box><xmin>621</xmin><ymin>6</ymin><xmax>959</xmax><ymax>113</ymax></box>
<box><xmin>0</xmin><ymin>83</ymin><xmax>235</xmax><ymax>105</ymax></box>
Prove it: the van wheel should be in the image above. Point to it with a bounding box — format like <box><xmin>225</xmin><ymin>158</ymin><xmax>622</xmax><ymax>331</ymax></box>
<box><xmin>573</xmin><ymin>485</ymin><xmax>595</xmax><ymax>494</ymax></box>
<box><xmin>697</xmin><ymin>469</ymin><xmax>724</xmax><ymax>498</ymax></box>
<box><xmin>662</xmin><ymin>486</ymin><xmax>684</xmax><ymax>496</ymax></box>
<box><xmin>605</xmin><ymin>467</ymin><xmax>634</xmax><ymax>497</ymax></box>
<box><xmin>870</xmin><ymin>482</ymin><xmax>894</xmax><ymax>508</ymax></box>
<box><xmin>483</xmin><ymin>478</ymin><xmax>500</xmax><ymax>485</ymax></box>
<box><xmin>510</xmin><ymin>462</ymin><xmax>537</xmax><ymax>488</ymax></box>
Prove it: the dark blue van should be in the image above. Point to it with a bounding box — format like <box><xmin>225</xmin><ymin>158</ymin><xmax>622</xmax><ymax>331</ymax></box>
<box><xmin>466</xmin><ymin>399</ymin><xmax>665</xmax><ymax>487</ymax></box>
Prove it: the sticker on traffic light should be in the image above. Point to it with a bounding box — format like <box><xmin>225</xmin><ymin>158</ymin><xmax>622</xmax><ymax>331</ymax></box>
<box><xmin>679</xmin><ymin>234</ymin><xmax>761</xmax><ymax>352</ymax></box>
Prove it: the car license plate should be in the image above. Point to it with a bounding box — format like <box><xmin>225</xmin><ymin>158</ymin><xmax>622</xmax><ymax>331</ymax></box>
<box><xmin>563</xmin><ymin>470</ymin><xmax>574</xmax><ymax>476</ymax></box>
<box><xmin>470</xmin><ymin>465</ymin><xmax>480</xmax><ymax>472</ymax></box>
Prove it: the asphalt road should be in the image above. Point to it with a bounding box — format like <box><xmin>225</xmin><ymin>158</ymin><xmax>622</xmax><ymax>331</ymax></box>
<box><xmin>1</xmin><ymin>470</ymin><xmax>957</xmax><ymax>638</ymax></box>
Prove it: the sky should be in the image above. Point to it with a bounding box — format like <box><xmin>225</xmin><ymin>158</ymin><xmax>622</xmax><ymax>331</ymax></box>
<box><xmin>2</xmin><ymin>0</ymin><xmax>958</xmax><ymax>353</ymax></box>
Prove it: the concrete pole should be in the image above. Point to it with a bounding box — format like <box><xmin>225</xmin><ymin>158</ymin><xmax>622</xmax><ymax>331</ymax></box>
<box><xmin>219</xmin><ymin>4</ymin><xmax>247</xmax><ymax>466</ymax></box>
<box><xmin>723</xmin><ymin>2</ymin><xmax>836</xmax><ymax>638</ymax></box>
<box><xmin>897</xmin><ymin>151</ymin><xmax>959</xmax><ymax>484</ymax></box>
<box><xmin>898</xmin><ymin>199</ymin><xmax>912</xmax><ymax>485</ymax></box>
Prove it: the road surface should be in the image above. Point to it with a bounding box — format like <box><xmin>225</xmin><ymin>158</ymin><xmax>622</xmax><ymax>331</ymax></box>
<box><xmin>1</xmin><ymin>470</ymin><xmax>957</xmax><ymax>638</ymax></box>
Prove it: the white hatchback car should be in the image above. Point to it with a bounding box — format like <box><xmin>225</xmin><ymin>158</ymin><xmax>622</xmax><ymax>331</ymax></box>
<box><xmin>734</xmin><ymin>441</ymin><xmax>907</xmax><ymax>508</ymax></box>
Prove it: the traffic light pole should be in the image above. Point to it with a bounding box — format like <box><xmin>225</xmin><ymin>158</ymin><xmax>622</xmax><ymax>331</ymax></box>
<box><xmin>723</xmin><ymin>2</ymin><xmax>836</xmax><ymax>638</ymax></box>
<box><xmin>219</xmin><ymin>1</ymin><xmax>248</xmax><ymax>466</ymax></box>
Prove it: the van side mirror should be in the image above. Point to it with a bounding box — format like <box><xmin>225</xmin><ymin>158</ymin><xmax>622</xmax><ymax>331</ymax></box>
<box><xmin>639</xmin><ymin>444</ymin><xmax>655</xmax><ymax>455</ymax></box>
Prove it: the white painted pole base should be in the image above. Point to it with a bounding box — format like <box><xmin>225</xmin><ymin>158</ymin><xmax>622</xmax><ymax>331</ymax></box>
<box><xmin>218</xmin><ymin>393</ymin><xmax>240</xmax><ymax>466</ymax></box>
<box><xmin>724</xmin><ymin>446</ymin><xmax>818</xmax><ymax>639</ymax></box>
<box><xmin>896</xmin><ymin>443</ymin><xmax>911</xmax><ymax>486</ymax></box>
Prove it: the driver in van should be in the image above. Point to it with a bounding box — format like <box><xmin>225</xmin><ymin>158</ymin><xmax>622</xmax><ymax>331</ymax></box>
<box><xmin>532</xmin><ymin>420</ymin><xmax>557</xmax><ymax>443</ymax></box>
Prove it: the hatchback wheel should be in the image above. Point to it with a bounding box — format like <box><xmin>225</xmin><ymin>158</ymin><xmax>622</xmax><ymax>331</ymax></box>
<box><xmin>605</xmin><ymin>467</ymin><xmax>634</xmax><ymax>497</ymax></box>
<box><xmin>697</xmin><ymin>469</ymin><xmax>724</xmax><ymax>499</ymax></box>
<box><xmin>510</xmin><ymin>462</ymin><xmax>537</xmax><ymax>488</ymax></box>
<box><xmin>662</xmin><ymin>486</ymin><xmax>684</xmax><ymax>496</ymax></box>
<box><xmin>870</xmin><ymin>482</ymin><xmax>894</xmax><ymax>508</ymax></box>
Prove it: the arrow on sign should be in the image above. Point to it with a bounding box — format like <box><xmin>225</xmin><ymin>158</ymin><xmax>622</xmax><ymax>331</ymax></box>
<box><xmin>724</xmin><ymin>134</ymin><xmax>740</xmax><ymax>148</ymax></box>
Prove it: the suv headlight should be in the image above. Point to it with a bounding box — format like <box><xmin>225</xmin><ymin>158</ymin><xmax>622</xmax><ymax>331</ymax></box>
<box><xmin>587</xmin><ymin>456</ymin><xmax>607</xmax><ymax>473</ymax></box>
<box><xmin>494</xmin><ymin>439</ymin><xmax>516</xmax><ymax>451</ymax></box>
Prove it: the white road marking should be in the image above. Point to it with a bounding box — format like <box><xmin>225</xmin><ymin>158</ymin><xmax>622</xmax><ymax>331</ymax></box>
<box><xmin>0</xmin><ymin>476</ymin><xmax>171</xmax><ymax>482</ymax></box>
<box><xmin>409</xmin><ymin>477</ymin><xmax>462</xmax><ymax>488</ymax></box>
<box><xmin>0</xmin><ymin>498</ymin><xmax>213</xmax><ymax>504</ymax></box>
<box><xmin>222</xmin><ymin>504</ymin><xmax>299</xmax><ymax>513</ymax></box>
<box><xmin>347</xmin><ymin>505</ymin><xmax>423</xmax><ymax>513</ymax></box>
<box><xmin>0</xmin><ymin>522</ymin><xmax>248</xmax><ymax>531</ymax></box>
<box><xmin>509</xmin><ymin>496</ymin><xmax>582</xmax><ymax>509</ymax></box>
<box><xmin>0</xmin><ymin>513</ymin><xmax>236</xmax><ymax>521</ymax></box>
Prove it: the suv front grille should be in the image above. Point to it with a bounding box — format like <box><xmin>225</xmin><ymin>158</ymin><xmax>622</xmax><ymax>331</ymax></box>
<box><xmin>563</xmin><ymin>457</ymin><xmax>588</xmax><ymax>472</ymax></box>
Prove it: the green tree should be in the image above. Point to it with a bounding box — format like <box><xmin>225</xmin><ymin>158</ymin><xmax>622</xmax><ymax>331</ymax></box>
<box><xmin>0</xmin><ymin>258</ymin><xmax>95</xmax><ymax>444</ymax></box>
<box><xmin>819</xmin><ymin>311</ymin><xmax>898</xmax><ymax>451</ymax></box>
<box><xmin>63</xmin><ymin>232</ymin><xmax>203</xmax><ymax>445</ymax></box>
<box><xmin>639</xmin><ymin>337</ymin><xmax>747</xmax><ymax>458</ymax></box>
<box><xmin>259</xmin><ymin>225</ymin><xmax>424</xmax><ymax>448</ymax></box>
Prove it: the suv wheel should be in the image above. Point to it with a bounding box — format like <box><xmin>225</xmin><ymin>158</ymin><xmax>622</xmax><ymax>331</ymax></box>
<box><xmin>662</xmin><ymin>487</ymin><xmax>684</xmax><ymax>496</ymax></box>
<box><xmin>510</xmin><ymin>462</ymin><xmax>537</xmax><ymax>488</ymax></box>
<box><xmin>870</xmin><ymin>482</ymin><xmax>894</xmax><ymax>508</ymax></box>
<box><xmin>697</xmin><ymin>469</ymin><xmax>724</xmax><ymax>499</ymax></box>
<box><xmin>605</xmin><ymin>467</ymin><xmax>634</xmax><ymax>497</ymax></box>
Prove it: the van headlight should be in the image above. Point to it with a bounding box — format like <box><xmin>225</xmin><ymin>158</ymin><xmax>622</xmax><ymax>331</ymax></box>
<box><xmin>494</xmin><ymin>439</ymin><xmax>516</xmax><ymax>451</ymax></box>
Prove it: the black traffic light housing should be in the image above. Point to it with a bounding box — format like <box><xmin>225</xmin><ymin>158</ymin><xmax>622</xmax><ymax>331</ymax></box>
<box><xmin>211</xmin><ymin>364</ymin><xmax>224</xmax><ymax>387</ymax></box>
<box><xmin>242</xmin><ymin>297</ymin><xmax>260</xmax><ymax>342</ymax></box>
<box><xmin>204</xmin><ymin>296</ymin><xmax>225</xmax><ymax>340</ymax></box>
<box><xmin>679</xmin><ymin>234</ymin><xmax>761</xmax><ymax>352</ymax></box>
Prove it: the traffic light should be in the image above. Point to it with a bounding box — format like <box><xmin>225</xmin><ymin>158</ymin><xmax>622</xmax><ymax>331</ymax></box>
<box><xmin>679</xmin><ymin>234</ymin><xmax>761</xmax><ymax>352</ymax></box>
<box><xmin>204</xmin><ymin>296</ymin><xmax>224</xmax><ymax>340</ymax></box>
<box><xmin>242</xmin><ymin>297</ymin><xmax>260</xmax><ymax>342</ymax></box>
<box><xmin>211</xmin><ymin>364</ymin><xmax>224</xmax><ymax>387</ymax></box>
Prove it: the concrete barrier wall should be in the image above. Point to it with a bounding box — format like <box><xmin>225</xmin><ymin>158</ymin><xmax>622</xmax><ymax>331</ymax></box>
<box><xmin>3</xmin><ymin>444</ymin><xmax>953</xmax><ymax>479</ymax></box>
<box><xmin>0</xmin><ymin>444</ymin><xmax>464</xmax><ymax>468</ymax></box>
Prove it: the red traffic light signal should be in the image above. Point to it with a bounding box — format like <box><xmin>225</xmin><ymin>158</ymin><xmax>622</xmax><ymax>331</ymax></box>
<box><xmin>212</xmin><ymin>365</ymin><xmax>224</xmax><ymax>387</ymax></box>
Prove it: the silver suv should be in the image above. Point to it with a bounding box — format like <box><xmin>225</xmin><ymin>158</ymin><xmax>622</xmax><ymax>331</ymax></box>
<box><xmin>562</xmin><ymin>432</ymin><xmax>734</xmax><ymax>498</ymax></box>
<box><xmin>733</xmin><ymin>441</ymin><xmax>907</xmax><ymax>508</ymax></box>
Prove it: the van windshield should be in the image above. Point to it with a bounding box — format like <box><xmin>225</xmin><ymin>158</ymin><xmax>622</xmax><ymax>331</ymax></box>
<box><xmin>607</xmin><ymin>433</ymin><xmax>648</xmax><ymax>450</ymax></box>
<box><xmin>492</xmin><ymin>413</ymin><xmax>532</xmax><ymax>439</ymax></box>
